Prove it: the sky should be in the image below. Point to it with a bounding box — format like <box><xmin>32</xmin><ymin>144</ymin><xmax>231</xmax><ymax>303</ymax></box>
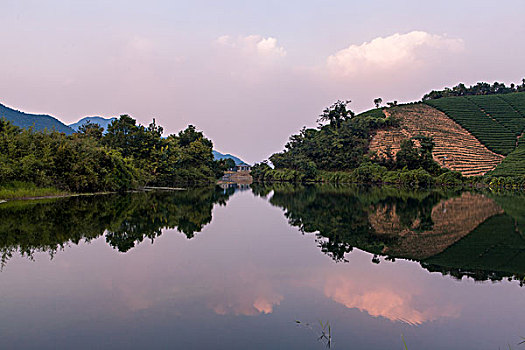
<box><xmin>1</xmin><ymin>0</ymin><xmax>525</xmax><ymax>163</ymax></box>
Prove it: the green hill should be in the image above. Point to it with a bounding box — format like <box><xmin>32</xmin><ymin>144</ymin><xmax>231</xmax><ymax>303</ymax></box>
<box><xmin>257</xmin><ymin>90</ymin><xmax>525</xmax><ymax>182</ymax></box>
<box><xmin>0</xmin><ymin>103</ymin><xmax>74</xmax><ymax>134</ymax></box>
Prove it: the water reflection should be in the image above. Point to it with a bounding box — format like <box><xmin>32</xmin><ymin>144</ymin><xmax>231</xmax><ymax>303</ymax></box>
<box><xmin>0</xmin><ymin>186</ymin><xmax>235</xmax><ymax>264</ymax></box>
<box><xmin>1</xmin><ymin>185</ymin><xmax>525</xmax><ymax>349</ymax></box>
<box><xmin>253</xmin><ymin>184</ymin><xmax>525</xmax><ymax>284</ymax></box>
<box><xmin>320</xmin><ymin>272</ymin><xmax>460</xmax><ymax>325</ymax></box>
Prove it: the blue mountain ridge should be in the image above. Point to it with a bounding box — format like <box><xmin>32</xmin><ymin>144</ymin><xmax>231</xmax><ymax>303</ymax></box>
<box><xmin>0</xmin><ymin>103</ymin><xmax>74</xmax><ymax>134</ymax></box>
<box><xmin>212</xmin><ymin>150</ymin><xmax>248</xmax><ymax>165</ymax></box>
<box><xmin>68</xmin><ymin>116</ymin><xmax>117</xmax><ymax>133</ymax></box>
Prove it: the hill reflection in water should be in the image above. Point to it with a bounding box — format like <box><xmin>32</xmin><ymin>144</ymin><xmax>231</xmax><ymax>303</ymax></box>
<box><xmin>252</xmin><ymin>184</ymin><xmax>525</xmax><ymax>284</ymax></box>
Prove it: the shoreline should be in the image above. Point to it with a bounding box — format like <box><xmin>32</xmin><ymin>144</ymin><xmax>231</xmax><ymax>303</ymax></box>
<box><xmin>0</xmin><ymin>186</ymin><xmax>188</xmax><ymax>203</ymax></box>
<box><xmin>0</xmin><ymin>191</ymin><xmax>115</xmax><ymax>203</ymax></box>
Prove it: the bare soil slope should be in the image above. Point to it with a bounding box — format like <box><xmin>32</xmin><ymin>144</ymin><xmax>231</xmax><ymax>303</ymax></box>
<box><xmin>369</xmin><ymin>104</ymin><xmax>504</xmax><ymax>176</ymax></box>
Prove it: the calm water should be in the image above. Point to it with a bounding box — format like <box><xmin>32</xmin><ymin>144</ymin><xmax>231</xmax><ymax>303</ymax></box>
<box><xmin>1</xmin><ymin>184</ymin><xmax>525</xmax><ymax>349</ymax></box>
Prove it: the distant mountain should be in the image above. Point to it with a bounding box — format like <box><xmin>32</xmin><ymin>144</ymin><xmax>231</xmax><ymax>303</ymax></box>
<box><xmin>0</xmin><ymin>103</ymin><xmax>74</xmax><ymax>134</ymax></box>
<box><xmin>69</xmin><ymin>116</ymin><xmax>117</xmax><ymax>133</ymax></box>
<box><xmin>212</xmin><ymin>150</ymin><xmax>248</xmax><ymax>165</ymax></box>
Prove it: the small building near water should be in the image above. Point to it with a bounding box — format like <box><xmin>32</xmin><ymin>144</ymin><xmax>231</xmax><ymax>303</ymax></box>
<box><xmin>236</xmin><ymin>164</ymin><xmax>251</xmax><ymax>172</ymax></box>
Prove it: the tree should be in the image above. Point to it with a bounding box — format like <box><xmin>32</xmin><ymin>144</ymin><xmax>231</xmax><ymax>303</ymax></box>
<box><xmin>224</xmin><ymin>158</ymin><xmax>236</xmax><ymax>170</ymax></box>
<box><xmin>373</xmin><ymin>98</ymin><xmax>383</xmax><ymax>108</ymax></box>
<box><xmin>396</xmin><ymin>139</ymin><xmax>420</xmax><ymax>169</ymax></box>
<box><xmin>386</xmin><ymin>101</ymin><xmax>398</xmax><ymax>107</ymax></box>
<box><xmin>395</xmin><ymin>136</ymin><xmax>441</xmax><ymax>175</ymax></box>
<box><xmin>317</xmin><ymin>100</ymin><xmax>354</xmax><ymax>129</ymax></box>
<box><xmin>77</xmin><ymin>121</ymin><xmax>104</xmax><ymax>140</ymax></box>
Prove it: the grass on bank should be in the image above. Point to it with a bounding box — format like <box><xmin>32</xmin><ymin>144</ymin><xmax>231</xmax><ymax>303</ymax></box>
<box><xmin>0</xmin><ymin>181</ymin><xmax>67</xmax><ymax>200</ymax></box>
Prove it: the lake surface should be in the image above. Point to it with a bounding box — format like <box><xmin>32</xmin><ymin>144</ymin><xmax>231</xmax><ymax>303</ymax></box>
<box><xmin>1</xmin><ymin>184</ymin><xmax>525</xmax><ymax>349</ymax></box>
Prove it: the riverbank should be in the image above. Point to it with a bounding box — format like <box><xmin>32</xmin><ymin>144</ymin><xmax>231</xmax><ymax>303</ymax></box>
<box><xmin>251</xmin><ymin>165</ymin><xmax>525</xmax><ymax>189</ymax></box>
<box><xmin>0</xmin><ymin>181</ymin><xmax>191</xmax><ymax>202</ymax></box>
<box><xmin>0</xmin><ymin>182</ymin><xmax>69</xmax><ymax>201</ymax></box>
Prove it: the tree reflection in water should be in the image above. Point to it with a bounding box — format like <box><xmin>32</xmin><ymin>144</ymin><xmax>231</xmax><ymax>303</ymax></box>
<box><xmin>0</xmin><ymin>186</ymin><xmax>235</xmax><ymax>265</ymax></box>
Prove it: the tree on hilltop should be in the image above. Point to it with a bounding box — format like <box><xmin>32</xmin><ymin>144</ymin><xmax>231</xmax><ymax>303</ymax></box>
<box><xmin>317</xmin><ymin>100</ymin><xmax>354</xmax><ymax>129</ymax></box>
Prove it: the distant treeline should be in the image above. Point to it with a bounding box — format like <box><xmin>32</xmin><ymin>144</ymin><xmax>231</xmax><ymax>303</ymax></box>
<box><xmin>422</xmin><ymin>79</ymin><xmax>525</xmax><ymax>100</ymax></box>
<box><xmin>0</xmin><ymin>116</ymin><xmax>229</xmax><ymax>193</ymax></box>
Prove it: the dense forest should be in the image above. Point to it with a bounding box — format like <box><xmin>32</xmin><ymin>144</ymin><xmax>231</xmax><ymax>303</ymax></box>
<box><xmin>0</xmin><ymin>115</ymin><xmax>228</xmax><ymax>194</ymax></box>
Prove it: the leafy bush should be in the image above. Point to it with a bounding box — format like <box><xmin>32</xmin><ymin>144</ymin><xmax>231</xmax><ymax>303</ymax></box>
<box><xmin>436</xmin><ymin>171</ymin><xmax>464</xmax><ymax>186</ymax></box>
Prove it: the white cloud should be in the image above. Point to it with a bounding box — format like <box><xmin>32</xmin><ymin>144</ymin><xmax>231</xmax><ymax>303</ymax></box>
<box><xmin>215</xmin><ymin>34</ymin><xmax>286</xmax><ymax>58</ymax></box>
<box><xmin>327</xmin><ymin>31</ymin><xmax>464</xmax><ymax>76</ymax></box>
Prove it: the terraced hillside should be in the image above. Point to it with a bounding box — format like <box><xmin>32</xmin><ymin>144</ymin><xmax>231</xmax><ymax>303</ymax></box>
<box><xmin>368</xmin><ymin>92</ymin><xmax>525</xmax><ymax>177</ymax></box>
<box><xmin>369</xmin><ymin>104</ymin><xmax>504</xmax><ymax>176</ymax></box>
<box><xmin>424</xmin><ymin>93</ymin><xmax>525</xmax><ymax>155</ymax></box>
<box><xmin>490</xmin><ymin>139</ymin><xmax>525</xmax><ymax>177</ymax></box>
<box><xmin>424</xmin><ymin>97</ymin><xmax>517</xmax><ymax>155</ymax></box>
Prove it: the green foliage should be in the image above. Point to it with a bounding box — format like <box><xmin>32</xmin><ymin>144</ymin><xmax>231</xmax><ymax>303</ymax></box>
<box><xmin>252</xmin><ymin>163</ymin><xmax>444</xmax><ymax>188</ymax></box>
<box><xmin>224</xmin><ymin>158</ymin><xmax>236</xmax><ymax>170</ymax></box>
<box><xmin>395</xmin><ymin>136</ymin><xmax>442</xmax><ymax>175</ymax></box>
<box><xmin>424</xmin><ymin>91</ymin><xmax>525</xmax><ymax>177</ymax></box>
<box><xmin>317</xmin><ymin>100</ymin><xmax>354</xmax><ymax>128</ymax></box>
<box><xmin>382</xmin><ymin>168</ymin><xmax>434</xmax><ymax>187</ymax></box>
<box><xmin>0</xmin><ymin>115</ymin><xmax>224</xmax><ymax>193</ymax></box>
<box><xmin>499</xmin><ymin>92</ymin><xmax>525</xmax><ymax>119</ymax></box>
<box><xmin>348</xmin><ymin>162</ymin><xmax>387</xmax><ymax>183</ymax></box>
<box><xmin>355</xmin><ymin>108</ymin><xmax>385</xmax><ymax>119</ymax></box>
<box><xmin>0</xmin><ymin>119</ymin><xmax>140</xmax><ymax>192</ymax></box>
<box><xmin>435</xmin><ymin>171</ymin><xmax>464</xmax><ymax>186</ymax></box>
<box><xmin>259</xmin><ymin>98</ymin><xmax>446</xmax><ymax>186</ymax></box>
<box><xmin>268</xmin><ymin>101</ymin><xmax>397</xmax><ymax>174</ymax></box>
<box><xmin>77</xmin><ymin>121</ymin><xmax>104</xmax><ymax>140</ymax></box>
